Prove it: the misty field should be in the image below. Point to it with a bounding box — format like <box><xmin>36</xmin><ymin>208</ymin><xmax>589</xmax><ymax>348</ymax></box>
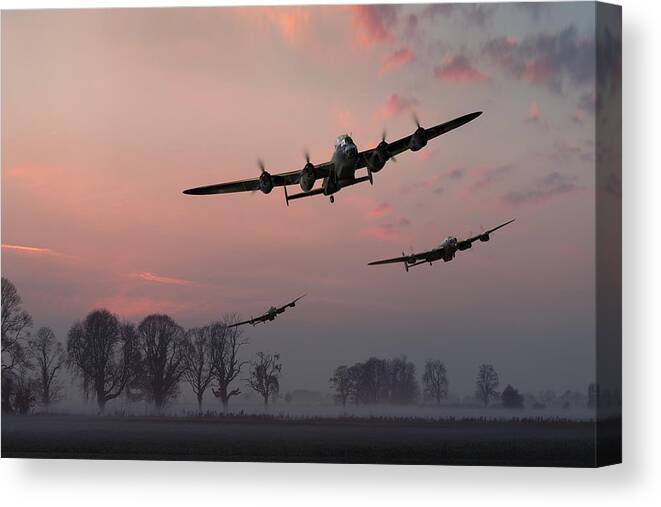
<box><xmin>1</xmin><ymin>414</ymin><xmax>620</xmax><ymax>466</ymax></box>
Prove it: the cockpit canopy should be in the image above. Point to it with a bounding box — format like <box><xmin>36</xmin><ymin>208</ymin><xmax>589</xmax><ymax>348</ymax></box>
<box><xmin>335</xmin><ymin>134</ymin><xmax>354</xmax><ymax>148</ymax></box>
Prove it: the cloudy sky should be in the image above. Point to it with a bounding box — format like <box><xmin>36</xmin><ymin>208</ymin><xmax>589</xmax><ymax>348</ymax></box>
<box><xmin>2</xmin><ymin>3</ymin><xmax>610</xmax><ymax>396</ymax></box>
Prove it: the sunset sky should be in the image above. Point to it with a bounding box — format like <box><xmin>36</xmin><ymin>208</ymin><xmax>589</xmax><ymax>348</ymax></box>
<box><xmin>2</xmin><ymin>3</ymin><xmax>604</xmax><ymax>396</ymax></box>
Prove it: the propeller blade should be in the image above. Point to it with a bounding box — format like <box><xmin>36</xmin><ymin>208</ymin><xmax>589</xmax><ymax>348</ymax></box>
<box><xmin>381</xmin><ymin>129</ymin><xmax>387</xmax><ymax>142</ymax></box>
<box><xmin>304</xmin><ymin>150</ymin><xmax>310</xmax><ymax>164</ymax></box>
<box><xmin>413</xmin><ymin>113</ymin><xmax>421</xmax><ymax>128</ymax></box>
<box><xmin>258</xmin><ymin>159</ymin><xmax>266</xmax><ymax>173</ymax></box>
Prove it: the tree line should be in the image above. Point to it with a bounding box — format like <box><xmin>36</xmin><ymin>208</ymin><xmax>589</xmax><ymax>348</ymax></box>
<box><xmin>330</xmin><ymin>359</ymin><xmax>527</xmax><ymax>409</ymax></box>
<box><xmin>1</xmin><ymin>277</ymin><xmax>282</xmax><ymax>414</ymax></box>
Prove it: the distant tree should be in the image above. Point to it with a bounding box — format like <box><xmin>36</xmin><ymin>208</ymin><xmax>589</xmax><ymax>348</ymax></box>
<box><xmin>2</xmin><ymin>277</ymin><xmax>33</xmax><ymax>376</ymax></box>
<box><xmin>209</xmin><ymin>318</ymin><xmax>248</xmax><ymax>412</ymax></box>
<box><xmin>387</xmin><ymin>356</ymin><xmax>419</xmax><ymax>404</ymax></box>
<box><xmin>329</xmin><ymin>365</ymin><xmax>352</xmax><ymax>407</ymax></box>
<box><xmin>27</xmin><ymin>327</ymin><xmax>65</xmax><ymax>408</ymax></box>
<box><xmin>501</xmin><ymin>384</ymin><xmax>524</xmax><ymax>408</ymax></box>
<box><xmin>475</xmin><ymin>364</ymin><xmax>499</xmax><ymax>407</ymax></box>
<box><xmin>136</xmin><ymin>314</ymin><xmax>186</xmax><ymax>411</ymax></box>
<box><xmin>67</xmin><ymin>309</ymin><xmax>140</xmax><ymax>413</ymax></box>
<box><xmin>352</xmin><ymin>357</ymin><xmax>389</xmax><ymax>404</ymax></box>
<box><xmin>422</xmin><ymin>359</ymin><xmax>449</xmax><ymax>405</ymax></box>
<box><xmin>12</xmin><ymin>371</ymin><xmax>37</xmax><ymax>415</ymax></box>
<box><xmin>181</xmin><ymin>326</ymin><xmax>214</xmax><ymax>414</ymax></box>
<box><xmin>247</xmin><ymin>352</ymin><xmax>282</xmax><ymax>407</ymax></box>
<box><xmin>538</xmin><ymin>389</ymin><xmax>557</xmax><ymax>407</ymax></box>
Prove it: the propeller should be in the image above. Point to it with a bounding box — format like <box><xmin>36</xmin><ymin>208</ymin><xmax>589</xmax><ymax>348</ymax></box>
<box><xmin>413</xmin><ymin>113</ymin><xmax>421</xmax><ymax>129</ymax></box>
<box><xmin>379</xmin><ymin>129</ymin><xmax>397</xmax><ymax>162</ymax></box>
<box><xmin>257</xmin><ymin>159</ymin><xmax>274</xmax><ymax>194</ymax></box>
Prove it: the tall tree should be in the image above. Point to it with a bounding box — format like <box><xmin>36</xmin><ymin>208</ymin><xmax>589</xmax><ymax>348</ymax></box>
<box><xmin>136</xmin><ymin>314</ymin><xmax>186</xmax><ymax>411</ymax></box>
<box><xmin>67</xmin><ymin>309</ymin><xmax>140</xmax><ymax>413</ymax></box>
<box><xmin>247</xmin><ymin>352</ymin><xmax>282</xmax><ymax>407</ymax></box>
<box><xmin>181</xmin><ymin>326</ymin><xmax>214</xmax><ymax>413</ymax></box>
<box><xmin>329</xmin><ymin>365</ymin><xmax>352</xmax><ymax>407</ymax></box>
<box><xmin>1</xmin><ymin>277</ymin><xmax>33</xmax><ymax>375</ymax></box>
<box><xmin>387</xmin><ymin>356</ymin><xmax>419</xmax><ymax>404</ymax></box>
<box><xmin>28</xmin><ymin>327</ymin><xmax>65</xmax><ymax>408</ymax></box>
<box><xmin>475</xmin><ymin>363</ymin><xmax>499</xmax><ymax>407</ymax></box>
<box><xmin>209</xmin><ymin>319</ymin><xmax>247</xmax><ymax>412</ymax></box>
<box><xmin>422</xmin><ymin>359</ymin><xmax>449</xmax><ymax>405</ymax></box>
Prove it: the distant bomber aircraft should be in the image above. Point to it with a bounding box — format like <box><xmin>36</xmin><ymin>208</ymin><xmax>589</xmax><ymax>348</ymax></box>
<box><xmin>183</xmin><ymin>112</ymin><xmax>482</xmax><ymax>205</ymax></box>
<box><xmin>368</xmin><ymin>219</ymin><xmax>515</xmax><ymax>271</ymax></box>
<box><xmin>228</xmin><ymin>294</ymin><xmax>306</xmax><ymax>328</ymax></box>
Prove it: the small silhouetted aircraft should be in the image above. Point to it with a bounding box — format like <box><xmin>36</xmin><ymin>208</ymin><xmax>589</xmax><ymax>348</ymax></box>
<box><xmin>228</xmin><ymin>294</ymin><xmax>306</xmax><ymax>328</ymax></box>
<box><xmin>368</xmin><ymin>219</ymin><xmax>515</xmax><ymax>271</ymax></box>
<box><xmin>183</xmin><ymin>112</ymin><xmax>482</xmax><ymax>205</ymax></box>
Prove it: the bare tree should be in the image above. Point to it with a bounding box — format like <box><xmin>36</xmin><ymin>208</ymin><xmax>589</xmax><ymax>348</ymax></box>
<box><xmin>209</xmin><ymin>318</ymin><xmax>247</xmax><ymax>412</ymax></box>
<box><xmin>2</xmin><ymin>277</ymin><xmax>33</xmax><ymax>376</ymax></box>
<box><xmin>67</xmin><ymin>309</ymin><xmax>140</xmax><ymax>413</ymax></box>
<box><xmin>329</xmin><ymin>365</ymin><xmax>352</xmax><ymax>407</ymax></box>
<box><xmin>136</xmin><ymin>314</ymin><xmax>186</xmax><ymax>411</ymax></box>
<box><xmin>475</xmin><ymin>363</ymin><xmax>499</xmax><ymax>407</ymax></box>
<box><xmin>247</xmin><ymin>352</ymin><xmax>282</xmax><ymax>407</ymax></box>
<box><xmin>28</xmin><ymin>327</ymin><xmax>65</xmax><ymax>408</ymax></box>
<box><xmin>387</xmin><ymin>356</ymin><xmax>419</xmax><ymax>404</ymax></box>
<box><xmin>181</xmin><ymin>326</ymin><xmax>214</xmax><ymax>414</ymax></box>
<box><xmin>422</xmin><ymin>359</ymin><xmax>448</xmax><ymax>405</ymax></box>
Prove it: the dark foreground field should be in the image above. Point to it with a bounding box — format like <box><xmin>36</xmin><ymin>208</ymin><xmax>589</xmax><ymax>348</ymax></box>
<box><xmin>2</xmin><ymin>414</ymin><xmax>620</xmax><ymax>467</ymax></box>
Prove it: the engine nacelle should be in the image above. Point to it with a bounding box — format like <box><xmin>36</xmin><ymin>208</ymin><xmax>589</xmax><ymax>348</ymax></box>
<box><xmin>259</xmin><ymin>171</ymin><xmax>274</xmax><ymax>194</ymax></box>
<box><xmin>458</xmin><ymin>241</ymin><xmax>472</xmax><ymax>251</ymax></box>
<box><xmin>409</xmin><ymin>127</ymin><xmax>427</xmax><ymax>151</ymax></box>
<box><xmin>300</xmin><ymin>163</ymin><xmax>316</xmax><ymax>192</ymax></box>
<box><xmin>479</xmin><ymin>233</ymin><xmax>490</xmax><ymax>242</ymax></box>
<box><xmin>368</xmin><ymin>141</ymin><xmax>389</xmax><ymax>173</ymax></box>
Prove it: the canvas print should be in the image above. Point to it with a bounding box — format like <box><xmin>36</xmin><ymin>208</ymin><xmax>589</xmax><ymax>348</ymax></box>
<box><xmin>1</xmin><ymin>2</ymin><xmax>621</xmax><ymax>467</ymax></box>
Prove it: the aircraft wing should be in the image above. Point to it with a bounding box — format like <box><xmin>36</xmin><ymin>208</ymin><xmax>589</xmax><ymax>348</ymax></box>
<box><xmin>356</xmin><ymin>111</ymin><xmax>482</xmax><ymax>168</ymax></box>
<box><xmin>367</xmin><ymin>248</ymin><xmax>441</xmax><ymax>266</ymax></box>
<box><xmin>276</xmin><ymin>294</ymin><xmax>306</xmax><ymax>314</ymax></box>
<box><xmin>460</xmin><ymin>218</ymin><xmax>516</xmax><ymax>246</ymax></box>
<box><xmin>227</xmin><ymin>315</ymin><xmax>267</xmax><ymax>328</ymax></box>
<box><xmin>183</xmin><ymin>163</ymin><xmax>334</xmax><ymax>195</ymax></box>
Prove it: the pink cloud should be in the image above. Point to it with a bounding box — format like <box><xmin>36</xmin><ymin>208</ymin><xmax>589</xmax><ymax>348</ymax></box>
<box><xmin>368</xmin><ymin>202</ymin><xmax>392</xmax><ymax>219</ymax></box>
<box><xmin>527</xmin><ymin>101</ymin><xmax>540</xmax><ymax>122</ymax></box>
<box><xmin>1</xmin><ymin>243</ymin><xmax>74</xmax><ymax>259</ymax></box>
<box><xmin>378</xmin><ymin>93</ymin><xmax>418</xmax><ymax>118</ymax></box>
<box><xmin>381</xmin><ymin>47</ymin><xmax>413</xmax><ymax>73</ymax></box>
<box><xmin>521</xmin><ymin>57</ymin><xmax>555</xmax><ymax>85</ymax></box>
<box><xmin>262</xmin><ymin>7</ymin><xmax>312</xmax><ymax>45</ymax></box>
<box><xmin>350</xmin><ymin>5</ymin><xmax>398</xmax><ymax>48</ymax></box>
<box><xmin>434</xmin><ymin>55</ymin><xmax>487</xmax><ymax>83</ymax></box>
<box><xmin>364</xmin><ymin>217</ymin><xmax>411</xmax><ymax>240</ymax></box>
<box><xmin>93</xmin><ymin>295</ymin><xmax>192</xmax><ymax>319</ymax></box>
<box><xmin>126</xmin><ymin>271</ymin><xmax>200</xmax><ymax>287</ymax></box>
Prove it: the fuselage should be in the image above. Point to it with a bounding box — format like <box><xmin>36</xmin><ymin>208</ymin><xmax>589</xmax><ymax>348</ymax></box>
<box><xmin>406</xmin><ymin>236</ymin><xmax>459</xmax><ymax>265</ymax></box>
<box><xmin>324</xmin><ymin>135</ymin><xmax>359</xmax><ymax>195</ymax></box>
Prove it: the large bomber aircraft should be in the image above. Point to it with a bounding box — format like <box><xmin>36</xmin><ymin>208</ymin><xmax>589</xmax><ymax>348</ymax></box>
<box><xmin>228</xmin><ymin>294</ymin><xmax>306</xmax><ymax>328</ymax></box>
<box><xmin>183</xmin><ymin>112</ymin><xmax>482</xmax><ymax>205</ymax></box>
<box><xmin>368</xmin><ymin>219</ymin><xmax>515</xmax><ymax>271</ymax></box>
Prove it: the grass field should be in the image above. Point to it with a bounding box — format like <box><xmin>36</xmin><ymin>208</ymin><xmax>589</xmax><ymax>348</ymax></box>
<box><xmin>1</xmin><ymin>413</ymin><xmax>619</xmax><ymax>467</ymax></box>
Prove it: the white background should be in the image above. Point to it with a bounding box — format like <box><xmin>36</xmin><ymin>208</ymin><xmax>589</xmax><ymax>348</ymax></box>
<box><xmin>1</xmin><ymin>0</ymin><xmax>659</xmax><ymax>505</ymax></box>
